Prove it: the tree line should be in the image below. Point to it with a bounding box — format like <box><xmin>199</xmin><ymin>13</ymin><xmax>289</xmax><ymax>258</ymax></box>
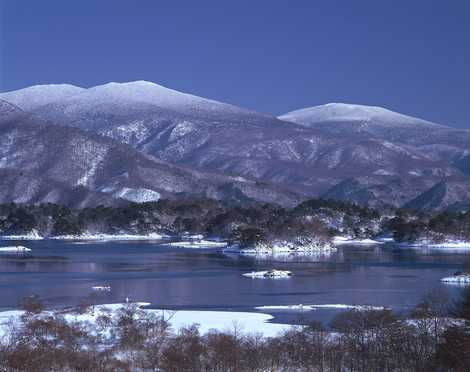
<box><xmin>1</xmin><ymin>289</ymin><xmax>469</xmax><ymax>371</ymax></box>
<box><xmin>0</xmin><ymin>199</ymin><xmax>469</xmax><ymax>245</ymax></box>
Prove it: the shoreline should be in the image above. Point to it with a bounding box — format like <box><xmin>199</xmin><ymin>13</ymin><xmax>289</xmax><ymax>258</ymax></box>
<box><xmin>1</xmin><ymin>232</ymin><xmax>470</xmax><ymax>251</ymax></box>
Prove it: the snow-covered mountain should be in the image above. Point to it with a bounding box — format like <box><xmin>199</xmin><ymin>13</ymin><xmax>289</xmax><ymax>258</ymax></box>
<box><xmin>2</xmin><ymin>82</ymin><xmax>470</xmax><ymax>209</ymax></box>
<box><xmin>0</xmin><ymin>100</ymin><xmax>300</xmax><ymax>207</ymax></box>
<box><xmin>0</xmin><ymin>84</ymin><xmax>85</xmax><ymax>112</ymax></box>
<box><xmin>404</xmin><ymin>180</ymin><xmax>470</xmax><ymax>211</ymax></box>
<box><xmin>280</xmin><ymin>103</ymin><xmax>439</xmax><ymax>128</ymax></box>
<box><xmin>279</xmin><ymin>103</ymin><xmax>470</xmax><ymax>147</ymax></box>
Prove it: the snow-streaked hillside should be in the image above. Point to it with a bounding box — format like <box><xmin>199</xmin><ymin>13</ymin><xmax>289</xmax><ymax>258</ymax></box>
<box><xmin>0</xmin><ymin>100</ymin><xmax>301</xmax><ymax>207</ymax></box>
<box><xmin>2</xmin><ymin>83</ymin><xmax>470</xmax><ymax>209</ymax></box>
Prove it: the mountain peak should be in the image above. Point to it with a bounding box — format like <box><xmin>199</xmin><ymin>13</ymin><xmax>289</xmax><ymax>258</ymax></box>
<box><xmin>279</xmin><ymin>102</ymin><xmax>444</xmax><ymax>131</ymax></box>
<box><xmin>0</xmin><ymin>83</ymin><xmax>85</xmax><ymax>111</ymax></box>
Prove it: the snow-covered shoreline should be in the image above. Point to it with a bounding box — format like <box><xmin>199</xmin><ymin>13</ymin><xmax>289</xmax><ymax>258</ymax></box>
<box><xmin>0</xmin><ymin>229</ymin><xmax>43</xmax><ymax>240</ymax></box>
<box><xmin>50</xmin><ymin>232</ymin><xmax>169</xmax><ymax>241</ymax></box>
<box><xmin>413</xmin><ymin>240</ymin><xmax>470</xmax><ymax>249</ymax></box>
<box><xmin>229</xmin><ymin>237</ymin><xmax>336</xmax><ymax>255</ymax></box>
<box><xmin>0</xmin><ymin>303</ymin><xmax>291</xmax><ymax>338</ymax></box>
<box><xmin>441</xmin><ymin>273</ymin><xmax>470</xmax><ymax>284</ymax></box>
<box><xmin>333</xmin><ymin>235</ymin><xmax>470</xmax><ymax>250</ymax></box>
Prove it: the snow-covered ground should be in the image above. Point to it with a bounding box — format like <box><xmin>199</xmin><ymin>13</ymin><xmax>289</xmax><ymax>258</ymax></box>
<box><xmin>255</xmin><ymin>304</ymin><xmax>388</xmax><ymax>312</ymax></box>
<box><xmin>165</xmin><ymin>240</ymin><xmax>228</xmax><ymax>248</ymax></box>
<box><xmin>0</xmin><ymin>303</ymin><xmax>291</xmax><ymax>339</ymax></box>
<box><xmin>332</xmin><ymin>236</ymin><xmax>383</xmax><ymax>245</ymax></box>
<box><xmin>243</xmin><ymin>270</ymin><xmax>293</xmax><ymax>279</ymax></box>
<box><xmin>229</xmin><ymin>238</ymin><xmax>336</xmax><ymax>256</ymax></box>
<box><xmin>0</xmin><ymin>245</ymin><xmax>31</xmax><ymax>253</ymax></box>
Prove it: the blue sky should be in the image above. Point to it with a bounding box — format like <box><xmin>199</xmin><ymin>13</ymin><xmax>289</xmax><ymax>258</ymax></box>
<box><xmin>1</xmin><ymin>0</ymin><xmax>469</xmax><ymax>128</ymax></box>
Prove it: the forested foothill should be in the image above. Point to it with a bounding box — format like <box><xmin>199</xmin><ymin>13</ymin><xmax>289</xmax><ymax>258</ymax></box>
<box><xmin>1</xmin><ymin>198</ymin><xmax>469</xmax><ymax>245</ymax></box>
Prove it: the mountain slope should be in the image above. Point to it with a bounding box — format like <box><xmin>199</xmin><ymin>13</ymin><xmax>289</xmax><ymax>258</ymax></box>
<box><xmin>0</xmin><ymin>100</ymin><xmax>300</xmax><ymax>207</ymax></box>
<box><xmin>0</xmin><ymin>84</ymin><xmax>85</xmax><ymax>112</ymax></box>
<box><xmin>404</xmin><ymin>180</ymin><xmax>470</xmax><ymax>211</ymax></box>
<box><xmin>279</xmin><ymin>103</ymin><xmax>470</xmax><ymax>147</ymax></box>
<box><xmin>2</xmin><ymin>83</ymin><xmax>470</xmax><ymax>209</ymax></box>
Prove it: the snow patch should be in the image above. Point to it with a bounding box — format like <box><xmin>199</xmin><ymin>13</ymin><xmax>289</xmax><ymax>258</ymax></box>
<box><xmin>112</xmin><ymin>187</ymin><xmax>161</xmax><ymax>203</ymax></box>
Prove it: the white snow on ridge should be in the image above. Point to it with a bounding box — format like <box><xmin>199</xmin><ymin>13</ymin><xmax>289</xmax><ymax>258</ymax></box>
<box><xmin>74</xmin><ymin>81</ymin><xmax>257</xmax><ymax>117</ymax></box>
<box><xmin>0</xmin><ymin>84</ymin><xmax>85</xmax><ymax>112</ymax></box>
<box><xmin>279</xmin><ymin>103</ymin><xmax>442</xmax><ymax>128</ymax></box>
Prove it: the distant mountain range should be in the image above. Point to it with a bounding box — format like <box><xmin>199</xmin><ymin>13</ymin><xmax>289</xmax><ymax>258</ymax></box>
<box><xmin>1</xmin><ymin>81</ymin><xmax>469</xmax><ymax>209</ymax></box>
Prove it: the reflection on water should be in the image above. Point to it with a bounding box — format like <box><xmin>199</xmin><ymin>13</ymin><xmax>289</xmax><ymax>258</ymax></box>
<box><xmin>0</xmin><ymin>240</ymin><xmax>469</xmax><ymax>326</ymax></box>
<box><xmin>224</xmin><ymin>250</ymin><xmax>338</xmax><ymax>263</ymax></box>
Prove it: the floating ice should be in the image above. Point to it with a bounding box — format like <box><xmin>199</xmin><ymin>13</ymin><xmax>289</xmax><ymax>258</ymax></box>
<box><xmin>0</xmin><ymin>245</ymin><xmax>31</xmax><ymax>253</ymax></box>
<box><xmin>243</xmin><ymin>270</ymin><xmax>293</xmax><ymax>279</ymax></box>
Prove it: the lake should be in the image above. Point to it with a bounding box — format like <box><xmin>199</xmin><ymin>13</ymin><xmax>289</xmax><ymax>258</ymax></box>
<box><xmin>0</xmin><ymin>240</ymin><xmax>469</xmax><ymax>327</ymax></box>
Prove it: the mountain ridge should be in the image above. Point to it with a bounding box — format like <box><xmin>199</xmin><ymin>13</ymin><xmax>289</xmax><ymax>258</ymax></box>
<box><xmin>1</xmin><ymin>82</ymin><xmax>469</xmax><ymax>209</ymax></box>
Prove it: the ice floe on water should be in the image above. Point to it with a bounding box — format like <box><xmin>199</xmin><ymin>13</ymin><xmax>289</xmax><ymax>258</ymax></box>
<box><xmin>165</xmin><ymin>240</ymin><xmax>228</xmax><ymax>248</ymax></box>
<box><xmin>92</xmin><ymin>286</ymin><xmax>111</xmax><ymax>291</ymax></box>
<box><xmin>50</xmin><ymin>232</ymin><xmax>167</xmax><ymax>241</ymax></box>
<box><xmin>255</xmin><ymin>304</ymin><xmax>315</xmax><ymax>311</ymax></box>
<box><xmin>181</xmin><ymin>234</ymin><xmax>205</xmax><ymax>240</ymax></box>
<box><xmin>0</xmin><ymin>303</ymin><xmax>291</xmax><ymax>338</ymax></box>
<box><xmin>332</xmin><ymin>236</ymin><xmax>383</xmax><ymax>245</ymax></box>
<box><xmin>255</xmin><ymin>304</ymin><xmax>388</xmax><ymax>312</ymax></box>
<box><xmin>0</xmin><ymin>245</ymin><xmax>31</xmax><ymax>253</ymax></box>
<box><xmin>242</xmin><ymin>270</ymin><xmax>293</xmax><ymax>279</ymax></box>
